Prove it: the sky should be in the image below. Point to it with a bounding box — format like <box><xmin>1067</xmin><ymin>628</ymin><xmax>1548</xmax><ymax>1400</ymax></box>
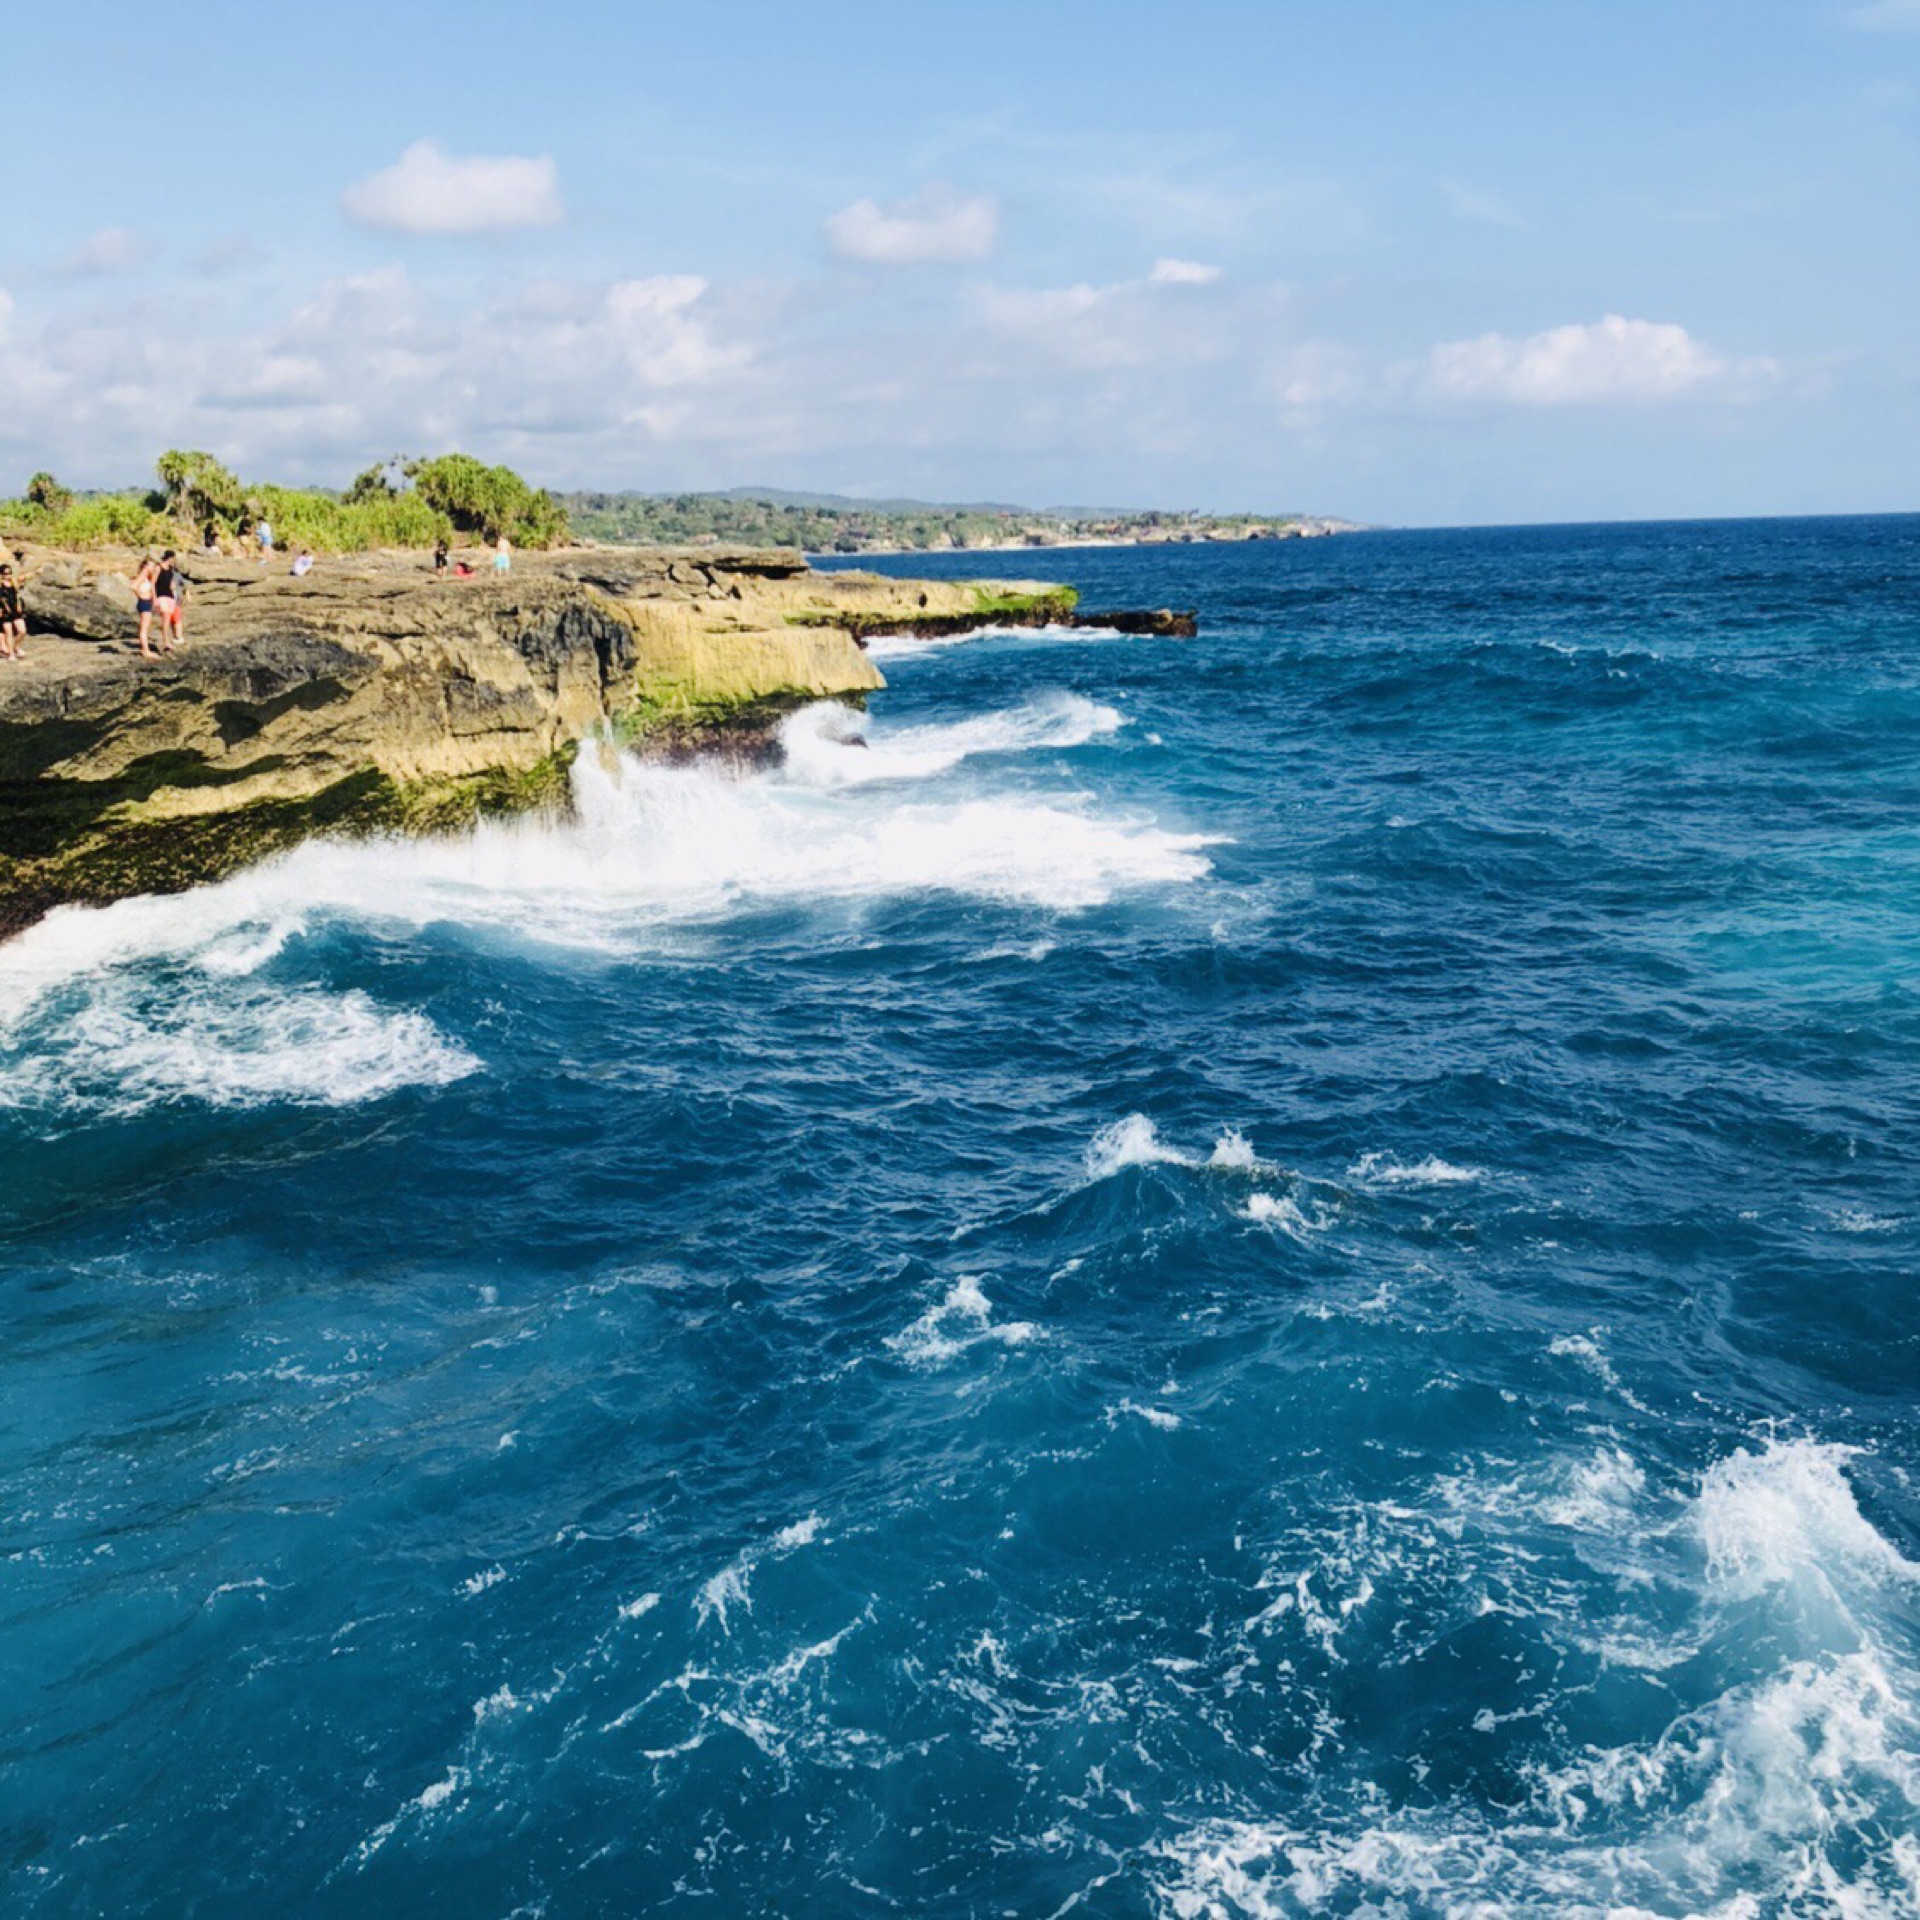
<box><xmin>2</xmin><ymin>0</ymin><xmax>1915</xmax><ymax>524</ymax></box>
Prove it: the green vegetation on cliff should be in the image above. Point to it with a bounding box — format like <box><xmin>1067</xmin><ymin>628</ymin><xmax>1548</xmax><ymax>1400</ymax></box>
<box><xmin>0</xmin><ymin>452</ymin><xmax>569</xmax><ymax>554</ymax></box>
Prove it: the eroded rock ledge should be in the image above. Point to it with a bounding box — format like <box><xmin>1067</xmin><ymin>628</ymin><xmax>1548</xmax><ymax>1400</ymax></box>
<box><xmin>0</xmin><ymin>545</ymin><xmax>1074</xmax><ymax>935</ymax></box>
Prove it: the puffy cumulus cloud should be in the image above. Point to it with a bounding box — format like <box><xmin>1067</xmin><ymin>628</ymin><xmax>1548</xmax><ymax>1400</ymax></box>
<box><xmin>341</xmin><ymin>139</ymin><xmax>563</xmax><ymax>235</ymax></box>
<box><xmin>57</xmin><ymin>227</ymin><xmax>145</xmax><ymax>278</ymax></box>
<box><xmin>1149</xmin><ymin>258</ymin><xmax>1222</xmax><ymax>286</ymax></box>
<box><xmin>824</xmin><ymin>185</ymin><xmax>998</xmax><ymax>265</ymax></box>
<box><xmin>1424</xmin><ymin>315</ymin><xmax>1773</xmax><ymax>406</ymax></box>
<box><xmin>0</xmin><ymin>267</ymin><xmax>751</xmax><ymax>480</ymax></box>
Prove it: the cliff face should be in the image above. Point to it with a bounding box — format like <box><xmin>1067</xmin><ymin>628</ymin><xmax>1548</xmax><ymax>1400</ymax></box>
<box><xmin>0</xmin><ymin>546</ymin><xmax>1055</xmax><ymax>934</ymax></box>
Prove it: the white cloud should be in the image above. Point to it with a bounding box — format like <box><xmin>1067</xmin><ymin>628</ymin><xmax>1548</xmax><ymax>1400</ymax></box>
<box><xmin>978</xmin><ymin>283</ymin><xmax>1109</xmax><ymax>331</ymax></box>
<box><xmin>340</xmin><ymin>139</ymin><xmax>563</xmax><ymax>235</ymax></box>
<box><xmin>1424</xmin><ymin>314</ymin><xmax>1772</xmax><ymax>405</ymax></box>
<box><xmin>824</xmin><ymin>185</ymin><xmax>998</xmax><ymax>264</ymax></box>
<box><xmin>1149</xmin><ymin>258</ymin><xmax>1222</xmax><ymax>286</ymax></box>
<box><xmin>1848</xmin><ymin>0</ymin><xmax>1920</xmax><ymax>28</ymax></box>
<box><xmin>57</xmin><ymin>227</ymin><xmax>144</xmax><ymax>277</ymax></box>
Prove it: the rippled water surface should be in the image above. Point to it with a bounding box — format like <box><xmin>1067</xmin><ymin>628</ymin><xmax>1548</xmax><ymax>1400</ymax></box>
<box><xmin>3</xmin><ymin>519</ymin><xmax>1918</xmax><ymax>1915</ymax></box>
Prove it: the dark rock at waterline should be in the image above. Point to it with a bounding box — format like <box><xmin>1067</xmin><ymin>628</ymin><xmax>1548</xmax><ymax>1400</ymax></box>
<box><xmin>1076</xmin><ymin>608</ymin><xmax>1198</xmax><ymax>638</ymax></box>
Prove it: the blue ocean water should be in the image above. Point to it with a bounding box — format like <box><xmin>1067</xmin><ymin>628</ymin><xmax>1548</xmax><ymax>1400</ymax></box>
<box><xmin>2</xmin><ymin>517</ymin><xmax>1918</xmax><ymax>1916</ymax></box>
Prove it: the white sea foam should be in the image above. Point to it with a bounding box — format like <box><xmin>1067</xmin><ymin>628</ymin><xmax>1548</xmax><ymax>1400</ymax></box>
<box><xmin>1208</xmin><ymin>1129</ymin><xmax>1259</xmax><ymax>1171</ymax></box>
<box><xmin>1085</xmin><ymin>1115</ymin><xmax>1269</xmax><ymax>1179</ymax></box>
<box><xmin>1696</xmin><ymin>1438</ymin><xmax>1919</xmax><ymax>1604</ymax></box>
<box><xmin>1349</xmin><ymin>1151</ymin><xmax>1484</xmax><ymax>1188</ymax></box>
<box><xmin>1239</xmin><ymin>1192</ymin><xmax>1329</xmax><ymax>1241</ymax></box>
<box><xmin>887</xmin><ymin>1275</ymin><xmax>1038</xmax><ymax>1368</ymax></box>
<box><xmin>1112</xmin><ymin>1399</ymin><xmax>1183</xmax><ymax>1433</ymax></box>
<box><xmin>858</xmin><ymin>621</ymin><xmax>1132</xmax><ymax>662</ymax></box>
<box><xmin>695</xmin><ymin>1513</ymin><xmax>826</xmax><ymax>1635</ymax></box>
<box><xmin>1162</xmin><ymin>1438</ymin><xmax>1920</xmax><ymax>1919</ymax></box>
<box><xmin>775</xmin><ymin>690</ymin><xmax>1122</xmax><ymax>788</ymax></box>
<box><xmin>0</xmin><ymin>713</ymin><xmax>1205</xmax><ymax>971</ymax></box>
<box><xmin>0</xmin><ymin>982</ymin><xmax>477</xmax><ymax>1117</ymax></box>
<box><xmin>1085</xmin><ymin>1114</ymin><xmax>1198</xmax><ymax>1178</ymax></box>
<box><xmin>1085</xmin><ymin>1118</ymin><xmax>1327</xmax><ymax>1236</ymax></box>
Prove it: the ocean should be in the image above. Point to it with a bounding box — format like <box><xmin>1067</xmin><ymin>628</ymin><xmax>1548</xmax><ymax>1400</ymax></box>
<box><xmin>2</xmin><ymin>516</ymin><xmax>1917</xmax><ymax>1916</ymax></box>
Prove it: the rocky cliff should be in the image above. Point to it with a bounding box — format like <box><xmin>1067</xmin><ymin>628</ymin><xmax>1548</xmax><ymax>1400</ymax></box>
<box><xmin>0</xmin><ymin>546</ymin><xmax>1066</xmax><ymax>935</ymax></box>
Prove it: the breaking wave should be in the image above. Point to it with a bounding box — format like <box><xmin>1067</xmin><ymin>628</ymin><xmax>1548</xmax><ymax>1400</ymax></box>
<box><xmin>0</xmin><ymin>694</ymin><xmax>1210</xmax><ymax>1115</ymax></box>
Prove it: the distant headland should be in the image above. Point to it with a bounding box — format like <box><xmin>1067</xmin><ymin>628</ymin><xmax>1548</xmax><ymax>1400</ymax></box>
<box><xmin>0</xmin><ymin>456</ymin><xmax>1358</xmax><ymax>559</ymax></box>
<box><xmin>560</xmin><ymin>488</ymin><xmax>1362</xmax><ymax>556</ymax></box>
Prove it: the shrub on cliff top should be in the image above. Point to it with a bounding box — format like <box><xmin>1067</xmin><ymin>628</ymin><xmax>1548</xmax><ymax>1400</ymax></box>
<box><xmin>25</xmin><ymin>472</ymin><xmax>73</xmax><ymax>514</ymax></box>
<box><xmin>405</xmin><ymin>454</ymin><xmax>570</xmax><ymax>548</ymax></box>
<box><xmin>247</xmin><ymin>485</ymin><xmax>453</xmax><ymax>554</ymax></box>
<box><xmin>156</xmin><ymin>449</ymin><xmax>246</xmax><ymax>530</ymax></box>
<box><xmin>0</xmin><ymin>488</ymin><xmax>171</xmax><ymax>546</ymax></box>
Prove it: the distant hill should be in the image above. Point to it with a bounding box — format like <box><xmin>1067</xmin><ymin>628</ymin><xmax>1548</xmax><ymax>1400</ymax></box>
<box><xmin>559</xmin><ymin>489</ymin><xmax>1356</xmax><ymax>554</ymax></box>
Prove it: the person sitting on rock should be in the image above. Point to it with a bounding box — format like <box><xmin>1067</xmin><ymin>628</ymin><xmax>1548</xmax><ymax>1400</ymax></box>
<box><xmin>0</xmin><ymin>564</ymin><xmax>25</xmax><ymax>660</ymax></box>
<box><xmin>133</xmin><ymin>554</ymin><xmax>161</xmax><ymax>659</ymax></box>
<box><xmin>291</xmin><ymin>549</ymin><xmax>315</xmax><ymax>578</ymax></box>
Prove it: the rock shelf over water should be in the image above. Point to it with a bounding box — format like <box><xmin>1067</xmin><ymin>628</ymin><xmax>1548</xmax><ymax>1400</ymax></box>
<box><xmin>0</xmin><ymin>545</ymin><xmax>1097</xmax><ymax>935</ymax></box>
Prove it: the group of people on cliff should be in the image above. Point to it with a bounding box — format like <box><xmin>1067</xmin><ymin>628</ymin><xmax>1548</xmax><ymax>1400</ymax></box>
<box><xmin>0</xmin><ymin>527</ymin><xmax>519</xmax><ymax>667</ymax></box>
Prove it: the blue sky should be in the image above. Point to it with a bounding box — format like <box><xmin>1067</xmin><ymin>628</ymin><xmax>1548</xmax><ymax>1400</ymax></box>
<box><xmin>2</xmin><ymin>0</ymin><xmax>1914</xmax><ymax>522</ymax></box>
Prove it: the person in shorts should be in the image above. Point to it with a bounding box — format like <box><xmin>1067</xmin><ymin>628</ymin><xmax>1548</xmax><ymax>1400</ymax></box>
<box><xmin>0</xmin><ymin>564</ymin><xmax>25</xmax><ymax>660</ymax></box>
<box><xmin>133</xmin><ymin>554</ymin><xmax>161</xmax><ymax>659</ymax></box>
<box><xmin>154</xmin><ymin>551</ymin><xmax>186</xmax><ymax>650</ymax></box>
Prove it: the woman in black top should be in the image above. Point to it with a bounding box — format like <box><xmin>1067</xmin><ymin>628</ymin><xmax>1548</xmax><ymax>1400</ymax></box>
<box><xmin>0</xmin><ymin>564</ymin><xmax>24</xmax><ymax>660</ymax></box>
<box><xmin>154</xmin><ymin>551</ymin><xmax>185</xmax><ymax>651</ymax></box>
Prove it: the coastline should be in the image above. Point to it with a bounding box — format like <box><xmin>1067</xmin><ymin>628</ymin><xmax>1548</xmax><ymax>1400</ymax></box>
<box><xmin>0</xmin><ymin>544</ymin><xmax>1099</xmax><ymax>935</ymax></box>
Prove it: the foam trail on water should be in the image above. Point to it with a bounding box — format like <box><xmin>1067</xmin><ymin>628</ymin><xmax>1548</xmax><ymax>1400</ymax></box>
<box><xmin>776</xmin><ymin>691</ymin><xmax>1123</xmax><ymax>788</ymax></box>
<box><xmin>859</xmin><ymin>622</ymin><xmax>1133</xmax><ymax>663</ymax></box>
<box><xmin>0</xmin><ymin>984</ymin><xmax>477</xmax><ymax>1117</ymax></box>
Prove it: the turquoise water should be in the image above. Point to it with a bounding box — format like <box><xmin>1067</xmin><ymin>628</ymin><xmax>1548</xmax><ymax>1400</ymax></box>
<box><xmin>3</xmin><ymin>518</ymin><xmax>1917</xmax><ymax>1915</ymax></box>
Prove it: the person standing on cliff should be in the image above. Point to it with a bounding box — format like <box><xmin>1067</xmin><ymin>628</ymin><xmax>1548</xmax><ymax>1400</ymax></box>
<box><xmin>0</xmin><ymin>564</ymin><xmax>26</xmax><ymax>660</ymax></box>
<box><xmin>493</xmin><ymin>534</ymin><xmax>512</xmax><ymax>575</ymax></box>
<box><xmin>154</xmin><ymin>552</ymin><xmax>186</xmax><ymax>651</ymax></box>
<box><xmin>133</xmin><ymin>554</ymin><xmax>161</xmax><ymax>659</ymax></box>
